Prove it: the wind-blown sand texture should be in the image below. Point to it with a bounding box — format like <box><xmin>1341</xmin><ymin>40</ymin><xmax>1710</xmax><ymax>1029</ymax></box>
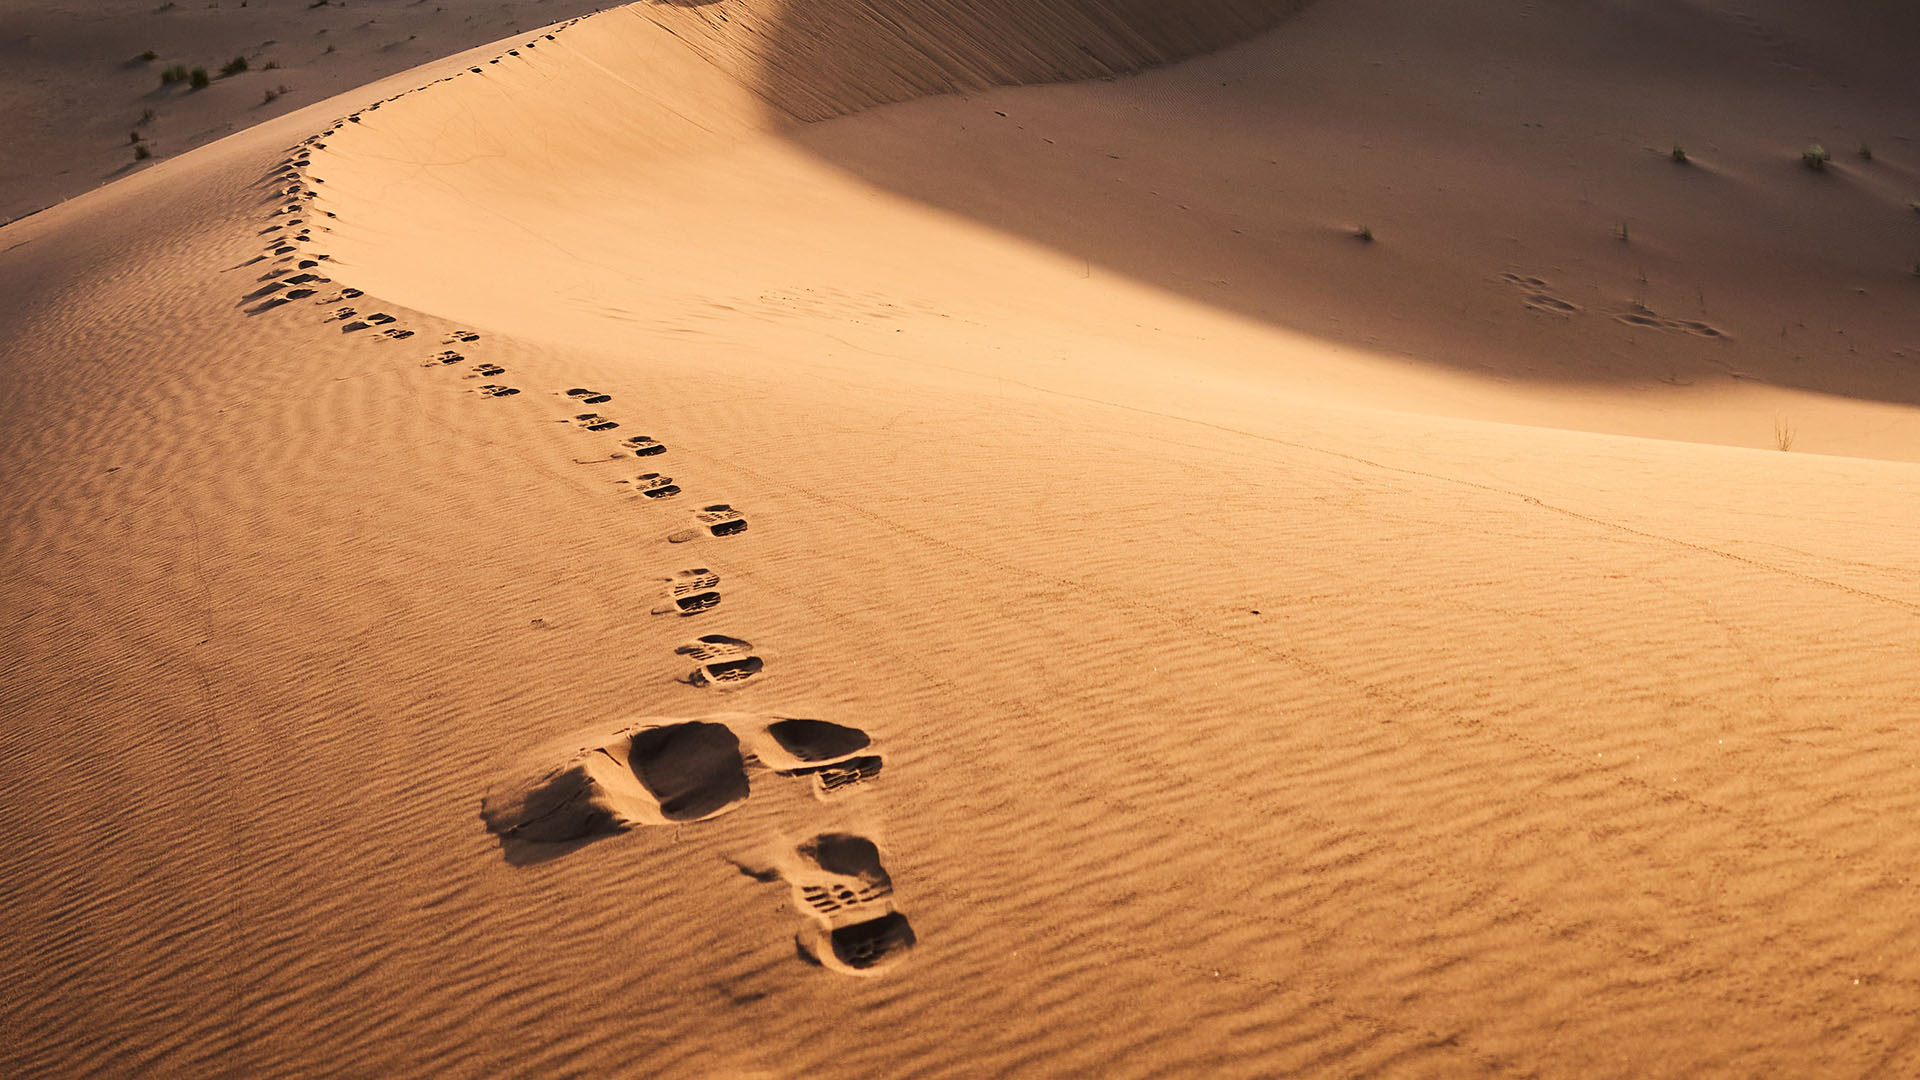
<box><xmin>3</xmin><ymin>0</ymin><xmax>1920</xmax><ymax>1076</ymax></box>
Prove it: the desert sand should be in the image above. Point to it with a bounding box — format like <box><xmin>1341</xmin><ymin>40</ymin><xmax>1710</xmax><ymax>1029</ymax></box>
<box><xmin>3</xmin><ymin>0</ymin><xmax>1919</xmax><ymax>1076</ymax></box>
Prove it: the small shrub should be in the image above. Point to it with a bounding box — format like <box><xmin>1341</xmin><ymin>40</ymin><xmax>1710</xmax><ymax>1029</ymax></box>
<box><xmin>134</xmin><ymin>144</ymin><xmax>152</xmax><ymax>161</ymax></box>
<box><xmin>130</xmin><ymin>130</ymin><xmax>143</xmax><ymax>144</ymax></box>
<box><xmin>161</xmin><ymin>64</ymin><xmax>188</xmax><ymax>85</ymax></box>
<box><xmin>263</xmin><ymin>60</ymin><xmax>279</xmax><ymax>70</ymax></box>
<box><xmin>1354</xmin><ymin>225</ymin><xmax>1373</xmax><ymax>243</ymax></box>
<box><xmin>263</xmin><ymin>85</ymin><xmax>290</xmax><ymax>104</ymax></box>
<box><xmin>221</xmin><ymin>55</ymin><xmax>248</xmax><ymax>77</ymax></box>
<box><xmin>138</xmin><ymin>49</ymin><xmax>158</xmax><ymax>62</ymax></box>
<box><xmin>324</xmin><ymin>43</ymin><xmax>335</xmax><ymax>54</ymax></box>
<box><xmin>1858</xmin><ymin>144</ymin><xmax>1873</xmax><ymax>162</ymax></box>
<box><xmin>1910</xmin><ymin>201</ymin><xmax>1920</xmax><ymax>215</ymax></box>
<box><xmin>1774</xmin><ymin>417</ymin><xmax>1795</xmax><ymax>452</ymax></box>
<box><xmin>1615</xmin><ymin>221</ymin><xmax>1630</xmax><ymax>243</ymax></box>
<box><xmin>1670</xmin><ymin>144</ymin><xmax>1687</xmax><ymax>163</ymax></box>
<box><xmin>189</xmin><ymin>67</ymin><xmax>209</xmax><ymax>89</ymax></box>
<box><xmin>1802</xmin><ymin>143</ymin><xmax>1830</xmax><ymax>170</ymax></box>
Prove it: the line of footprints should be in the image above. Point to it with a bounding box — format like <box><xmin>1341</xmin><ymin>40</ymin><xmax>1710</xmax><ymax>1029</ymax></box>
<box><xmin>246</xmin><ymin>51</ymin><xmax>915</xmax><ymax>973</ymax></box>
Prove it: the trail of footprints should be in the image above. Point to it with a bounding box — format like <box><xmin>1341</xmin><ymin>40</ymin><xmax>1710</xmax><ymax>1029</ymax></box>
<box><xmin>1499</xmin><ymin>271</ymin><xmax>1725</xmax><ymax>337</ymax></box>
<box><xmin>245</xmin><ymin>19</ymin><xmax>915</xmax><ymax>973</ymax></box>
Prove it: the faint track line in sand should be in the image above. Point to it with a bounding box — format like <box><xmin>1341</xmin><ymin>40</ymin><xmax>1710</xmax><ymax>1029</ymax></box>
<box><xmin>826</xmin><ymin>335</ymin><xmax>1920</xmax><ymax>616</ymax></box>
<box><xmin>683</xmin><ymin>420</ymin><xmax>1915</xmax><ymax>895</ymax></box>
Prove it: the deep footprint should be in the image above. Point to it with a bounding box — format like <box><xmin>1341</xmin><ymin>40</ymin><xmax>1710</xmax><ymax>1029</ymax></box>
<box><xmin>480</xmin><ymin>720</ymin><xmax>751</xmax><ymax>843</ymax></box>
<box><xmin>624</xmin><ymin>435</ymin><xmax>666</xmax><ymax>457</ymax></box>
<box><xmin>785</xmin><ymin>834</ymin><xmax>916</xmax><ymax>974</ymax></box>
<box><xmin>748</xmin><ymin>714</ymin><xmax>890</xmax><ymax>791</ymax></box>
<box><xmin>627</xmin><ymin>722</ymin><xmax>751</xmax><ymax>822</ymax></box>
<box><xmin>753</xmin><ymin>718</ymin><xmax>884</xmax><ymax>795</ymax></box>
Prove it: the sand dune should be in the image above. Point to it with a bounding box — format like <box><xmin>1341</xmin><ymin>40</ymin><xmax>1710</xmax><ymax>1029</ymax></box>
<box><xmin>3</xmin><ymin>1</ymin><xmax>1920</xmax><ymax>1076</ymax></box>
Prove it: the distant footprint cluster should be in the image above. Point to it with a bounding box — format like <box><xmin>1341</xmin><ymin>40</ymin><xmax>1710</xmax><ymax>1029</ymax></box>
<box><xmin>240</xmin><ymin>17</ymin><xmax>915</xmax><ymax>976</ymax></box>
<box><xmin>1499</xmin><ymin>270</ymin><xmax>1725</xmax><ymax>338</ymax></box>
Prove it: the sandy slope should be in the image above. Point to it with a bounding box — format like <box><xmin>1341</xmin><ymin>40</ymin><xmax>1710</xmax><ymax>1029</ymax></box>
<box><xmin>4</xmin><ymin>2</ymin><xmax>1920</xmax><ymax>1077</ymax></box>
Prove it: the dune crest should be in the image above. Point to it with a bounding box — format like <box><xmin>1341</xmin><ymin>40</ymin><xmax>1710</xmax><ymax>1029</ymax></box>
<box><xmin>638</xmin><ymin>0</ymin><xmax>1314</xmax><ymax>119</ymax></box>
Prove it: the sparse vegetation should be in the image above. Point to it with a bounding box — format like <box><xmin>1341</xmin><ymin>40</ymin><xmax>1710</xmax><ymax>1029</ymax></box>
<box><xmin>262</xmin><ymin>85</ymin><xmax>290</xmax><ymax>104</ymax></box>
<box><xmin>263</xmin><ymin>60</ymin><xmax>279</xmax><ymax>71</ymax></box>
<box><xmin>1910</xmin><ymin>201</ymin><xmax>1920</xmax><ymax>215</ymax></box>
<box><xmin>1774</xmin><ymin>417</ymin><xmax>1795</xmax><ymax>452</ymax></box>
<box><xmin>161</xmin><ymin>64</ymin><xmax>189</xmax><ymax>85</ymax></box>
<box><xmin>1354</xmin><ymin>225</ymin><xmax>1373</xmax><ymax>243</ymax></box>
<box><xmin>189</xmin><ymin>67</ymin><xmax>209</xmax><ymax>89</ymax></box>
<box><xmin>129</xmin><ymin>130</ymin><xmax>143</xmax><ymax>144</ymax></box>
<box><xmin>1802</xmin><ymin>143</ymin><xmax>1830</xmax><ymax>170</ymax></box>
<box><xmin>138</xmin><ymin>49</ymin><xmax>158</xmax><ymax>62</ymax></box>
<box><xmin>134</xmin><ymin>143</ymin><xmax>152</xmax><ymax>161</ymax></box>
<box><xmin>1670</xmin><ymin>144</ymin><xmax>1688</xmax><ymax>164</ymax></box>
<box><xmin>1857</xmin><ymin>144</ymin><xmax>1873</xmax><ymax>162</ymax></box>
<box><xmin>324</xmin><ymin>43</ymin><xmax>335</xmax><ymax>54</ymax></box>
<box><xmin>221</xmin><ymin>56</ymin><xmax>248</xmax><ymax>77</ymax></box>
<box><xmin>1615</xmin><ymin>221</ymin><xmax>1630</xmax><ymax>243</ymax></box>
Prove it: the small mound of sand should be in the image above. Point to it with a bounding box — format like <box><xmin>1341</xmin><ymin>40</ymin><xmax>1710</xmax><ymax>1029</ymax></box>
<box><xmin>481</xmin><ymin>720</ymin><xmax>751</xmax><ymax>841</ymax></box>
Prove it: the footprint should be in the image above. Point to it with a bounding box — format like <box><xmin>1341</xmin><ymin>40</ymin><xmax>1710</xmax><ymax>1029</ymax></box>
<box><xmin>477</xmin><ymin>384</ymin><xmax>521</xmax><ymax>397</ymax></box>
<box><xmin>474</xmin><ymin>364</ymin><xmax>506</xmax><ymax>377</ymax></box>
<box><xmin>366</xmin><ymin>312</ymin><xmax>397</xmax><ymax>325</ymax></box>
<box><xmin>341</xmin><ymin>288</ymin><xmax>363</xmax><ymax>299</ymax></box>
<box><xmin>634</xmin><ymin>473</ymin><xmax>680</xmax><ymax>499</ymax></box>
<box><xmin>696</xmin><ymin>504</ymin><xmax>748</xmax><ymax>537</ymax></box>
<box><xmin>566</xmin><ymin>388</ymin><xmax>613</xmax><ymax>405</ymax></box>
<box><xmin>751</xmin><ymin>718</ymin><xmax>885</xmax><ymax>796</ymax></box>
<box><xmin>1524</xmin><ymin>293</ymin><xmax>1579</xmax><ymax>315</ymax></box>
<box><xmin>627</xmin><ymin>722</ymin><xmax>752</xmax><ymax>822</ymax></box>
<box><xmin>783</xmin><ymin>835</ymin><xmax>916</xmax><ymax>974</ymax></box>
<box><xmin>676</xmin><ymin>634</ymin><xmax>763</xmax><ymax>688</ymax></box>
<box><xmin>651</xmin><ymin>568</ymin><xmax>721</xmax><ymax>616</ymax></box>
<box><xmin>1611</xmin><ymin>304</ymin><xmax>1726</xmax><ymax>338</ymax></box>
<box><xmin>445</xmin><ymin>331</ymin><xmax>480</xmax><ymax>343</ymax></box>
<box><xmin>383</xmin><ymin>328</ymin><xmax>414</xmax><ymax>340</ymax></box>
<box><xmin>571</xmin><ymin>413</ymin><xmax>619</xmax><ymax>432</ymax></box>
<box><xmin>624</xmin><ymin>435</ymin><xmax>666</xmax><ymax>457</ymax></box>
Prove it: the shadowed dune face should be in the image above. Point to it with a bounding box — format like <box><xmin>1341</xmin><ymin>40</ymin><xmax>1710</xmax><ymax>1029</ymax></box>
<box><xmin>639</xmin><ymin>0</ymin><xmax>1920</xmax><ymax>409</ymax></box>
<box><xmin>640</xmin><ymin>0</ymin><xmax>1315</xmax><ymax>120</ymax></box>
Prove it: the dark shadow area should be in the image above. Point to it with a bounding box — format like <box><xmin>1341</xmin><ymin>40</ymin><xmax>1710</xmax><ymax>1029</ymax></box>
<box><xmin>652</xmin><ymin>0</ymin><xmax>1920</xmax><ymax>408</ymax></box>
